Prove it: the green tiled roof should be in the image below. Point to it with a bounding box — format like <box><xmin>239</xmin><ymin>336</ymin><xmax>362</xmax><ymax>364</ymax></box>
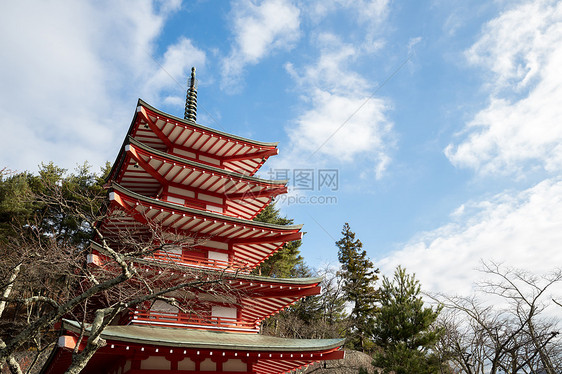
<box><xmin>63</xmin><ymin>320</ymin><xmax>344</xmax><ymax>351</ymax></box>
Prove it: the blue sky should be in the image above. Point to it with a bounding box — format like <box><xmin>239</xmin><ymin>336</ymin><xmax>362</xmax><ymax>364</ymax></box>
<box><xmin>2</xmin><ymin>0</ymin><xmax>562</xmax><ymax>296</ymax></box>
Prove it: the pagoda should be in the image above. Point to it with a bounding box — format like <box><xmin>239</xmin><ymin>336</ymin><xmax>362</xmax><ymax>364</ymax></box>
<box><xmin>41</xmin><ymin>68</ymin><xmax>344</xmax><ymax>374</ymax></box>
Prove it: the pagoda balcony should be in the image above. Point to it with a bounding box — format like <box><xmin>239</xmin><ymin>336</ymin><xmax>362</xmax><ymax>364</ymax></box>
<box><xmin>129</xmin><ymin>310</ymin><xmax>260</xmax><ymax>333</ymax></box>
<box><xmin>88</xmin><ymin>248</ymin><xmax>251</xmax><ymax>274</ymax></box>
<box><xmin>146</xmin><ymin>251</ymin><xmax>251</xmax><ymax>273</ymax></box>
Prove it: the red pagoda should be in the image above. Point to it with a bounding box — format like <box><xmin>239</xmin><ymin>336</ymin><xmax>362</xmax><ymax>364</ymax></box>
<box><xmin>41</xmin><ymin>68</ymin><xmax>344</xmax><ymax>374</ymax></box>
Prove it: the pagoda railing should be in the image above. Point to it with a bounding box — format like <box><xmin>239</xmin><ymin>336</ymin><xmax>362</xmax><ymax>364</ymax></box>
<box><xmin>130</xmin><ymin>310</ymin><xmax>259</xmax><ymax>332</ymax></box>
<box><xmin>146</xmin><ymin>251</ymin><xmax>251</xmax><ymax>273</ymax></box>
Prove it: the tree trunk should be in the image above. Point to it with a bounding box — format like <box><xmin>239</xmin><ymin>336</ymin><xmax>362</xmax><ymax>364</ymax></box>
<box><xmin>0</xmin><ymin>340</ymin><xmax>23</xmax><ymax>374</ymax></box>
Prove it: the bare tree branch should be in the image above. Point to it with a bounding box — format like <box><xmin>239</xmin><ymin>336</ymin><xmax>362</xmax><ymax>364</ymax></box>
<box><xmin>0</xmin><ymin>174</ymin><xmax>235</xmax><ymax>373</ymax></box>
<box><xmin>433</xmin><ymin>262</ymin><xmax>562</xmax><ymax>374</ymax></box>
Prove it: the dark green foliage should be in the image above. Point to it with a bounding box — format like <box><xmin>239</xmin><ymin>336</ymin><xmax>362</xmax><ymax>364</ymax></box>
<box><xmin>373</xmin><ymin>344</ymin><xmax>443</xmax><ymax>374</ymax></box>
<box><xmin>372</xmin><ymin>266</ymin><xmax>443</xmax><ymax>374</ymax></box>
<box><xmin>253</xmin><ymin>203</ymin><xmax>304</xmax><ymax>277</ymax></box>
<box><xmin>0</xmin><ymin>162</ymin><xmax>109</xmax><ymax>246</ymax></box>
<box><xmin>0</xmin><ymin>162</ymin><xmax>110</xmax><ymax>355</ymax></box>
<box><xmin>254</xmin><ymin>204</ymin><xmax>320</xmax><ymax>336</ymax></box>
<box><xmin>0</xmin><ymin>171</ymin><xmax>34</xmax><ymax>241</ymax></box>
<box><xmin>336</xmin><ymin>223</ymin><xmax>379</xmax><ymax>352</ymax></box>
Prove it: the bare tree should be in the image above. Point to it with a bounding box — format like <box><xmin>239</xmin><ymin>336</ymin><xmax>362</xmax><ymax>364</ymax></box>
<box><xmin>0</xmin><ymin>173</ymin><xmax>234</xmax><ymax>374</ymax></box>
<box><xmin>317</xmin><ymin>266</ymin><xmax>348</xmax><ymax>337</ymax></box>
<box><xmin>434</xmin><ymin>262</ymin><xmax>562</xmax><ymax>374</ymax></box>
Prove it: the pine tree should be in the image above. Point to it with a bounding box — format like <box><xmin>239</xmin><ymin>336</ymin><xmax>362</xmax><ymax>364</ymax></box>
<box><xmin>0</xmin><ymin>162</ymin><xmax>109</xmax><ymax>245</ymax></box>
<box><xmin>336</xmin><ymin>223</ymin><xmax>379</xmax><ymax>352</ymax></box>
<box><xmin>372</xmin><ymin>266</ymin><xmax>443</xmax><ymax>374</ymax></box>
<box><xmin>253</xmin><ymin>203</ymin><xmax>304</xmax><ymax>277</ymax></box>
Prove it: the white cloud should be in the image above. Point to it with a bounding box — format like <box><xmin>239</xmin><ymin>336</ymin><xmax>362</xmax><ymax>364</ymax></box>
<box><xmin>290</xmin><ymin>90</ymin><xmax>392</xmax><ymax>167</ymax></box>
<box><xmin>287</xmin><ymin>33</ymin><xmax>370</xmax><ymax>94</ymax></box>
<box><xmin>158</xmin><ymin>0</ymin><xmax>182</xmax><ymax>14</ymax></box>
<box><xmin>354</xmin><ymin>0</ymin><xmax>388</xmax><ymax>25</ymax></box>
<box><xmin>221</xmin><ymin>0</ymin><xmax>301</xmax><ymax>89</ymax></box>
<box><xmin>276</xmin><ymin>34</ymin><xmax>394</xmax><ymax>177</ymax></box>
<box><xmin>299</xmin><ymin>0</ymin><xmax>388</xmax><ymax>55</ymax></box>
<box><xmin>445</xmin><ymin>0</ymin><xmax>562</xmax><ymax>176</ymax></box>
<box><xmin>0</xmin><ymin>0</ymin><xmax>204</xmax><ymax>173</ymax></box>
<box><xmin>407</xmin><ymin>36</ymin><xmax>422</xmax><ymax>54</ymax></box>
<box><xmin>143</xmin><ymin>37</ymin><xmax>206</xmax><ymax>105</ymax></box>
<box><xmin>379</xmin><ymin>179</ymin><xmax>562</xmax><ymax>296</ymax></box>
<box><xmin>305</xmin><ymin>0</ymin><xmax>388</xmax><ymax>29</ymax></box>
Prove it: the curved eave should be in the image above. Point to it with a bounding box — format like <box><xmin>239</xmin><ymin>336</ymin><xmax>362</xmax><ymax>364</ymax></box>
<box><xmin>45</xmin><ymin>326</ymin><xmax>344</xmax><ymax>374</ymax></box>
<box><xmin>109</xmin><ymin>183</ymin><xmax>302</xmax><ymax>232</ymax></box>
<box><xmin>88</xmin><ymin>241</ymin><xmax>320</xmax><ymax>286</ymax></box>
<box><xmin>126</xmin><ymin>137</ymin><xmax>287</xmax><ymax>186</ymax></box>
<box><xmin>230</xmin><ymin>272</ymin><xmax>323</xmax><ymax>286</ymax></box>
<box><xmin>88</xmin><ymin>240</ymin><xmax>320</xmax><ymax>327</ymax></box>
<box><xmin>62</xmin><ymin>320</ymin><xmax>344</xmax><ymax>351</ymax></box>
<box><xmin>107</xmin><ymin>99</ymin><xmax>280</xmax><ymax>182</ymax></box>
<box><xmin>112</xmin><ymin>138</ymin><xmax>287</xmax><ymax>220</ymax></box>
<box><xmin>134</xmin><ymin>100</ymin><xmax>278</xmax><ymax>176</ymax></box>
<box><xmin>102</xmin><ymin>184</ymin><xmax>302</xmax><ymax>267</ymax></box>
<box><xmin>138</xmin><ymin>99</ymin><xmax>279</xmax><ymax>148</ymax></box>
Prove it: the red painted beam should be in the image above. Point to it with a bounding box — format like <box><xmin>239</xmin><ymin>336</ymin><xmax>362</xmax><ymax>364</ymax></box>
<box><xmin>226</xmin><ymin>187</ymin><xmax>287</xmax><ymax>200</ymax></box>
<box><xmin>138</xmin><ymin>107</ymin><xmax>174</xmax><ymax>151</ymax></box>
<box><xmin>222</xmin><ymin>148</ymin><xmax>278</xmax><ymax>162</ymax></box>
<box><xmin>229</xmin><ymin>232</ymin><xmax>302</xmax><ymax>245</ymax></box>
<box><xmin>253</xmin><ymin>286</ymin><xmax>321</xmax><ymax>298</ymax></box>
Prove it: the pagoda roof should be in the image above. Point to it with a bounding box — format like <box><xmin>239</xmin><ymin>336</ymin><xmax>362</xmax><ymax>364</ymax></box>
<box><xmin>128</xmin><ymin>279</ymin><xmax>321</xmax><ymax>332</ymax></box>
<box><xmin>223</xmin><ymin>277</ymin><xmax>322</xmax><ymax>329</ymax></box>
<box><xmin>107</xmin><ymin>183</ymin><xmax>302</xmax><ymax>230</ymax></box>
<box><xmin>63</xmin><ymin>319</ymin><xmax>344</xmax><ymax>351</ymax></box>
<box><xmin>90</xmin><ymin>240</ymin><xmax>321</xmax><ymax>285</ymax></box>
<box><xmin>43</xmin><ymin>320</ymin><xmax>344</xmax><ymax>374</ymax></box>
<box><xmin>100</xmin><ymin>184</ymin><xmax>302</xmax><ymax>268</ymax></box>
<box><xmin>89</xmin><ymin>240</ymin><xmax>322</xmax><ymax>331</ymax></box>
<box><xmin>127</xmin><ymin>137</ymin><xmax>286</xmax><ymax>185</ymax></box>
<box><xmin>109</xmin><ymin>137</ymin><xmax>287</xmax><ymax>219</ymax></box>
<box><xmin>138</xmin><ymin>99</ymin><xmax>278</xmax><ymax>147</ymax></box>
<box><xmin>108</xmin><ymin>99</ymin><xmax>280</xmax><ymax>176</ymax></box>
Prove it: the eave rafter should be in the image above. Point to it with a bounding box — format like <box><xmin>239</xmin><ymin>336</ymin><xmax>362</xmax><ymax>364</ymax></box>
<box><xmin>49</xmin><ymin>323</ymin><xmax>345</xmax><ymax>374</ymax></box>
<box><xmin>138</xmin><ymin>106</ymin><xmax>174</xmax><ymax>150</ymax></box>
<box><xmin>102</xmin><ymin>185</ymin><xmax>302</xmax><ymax>267</ymax></box>
<box><xmin>228</xmin><ymin>232</ymin><xmax>302</xmax><ymax>245</ymax></box>
<box><xmin>134</xmin><ymin>102</ymin><xmax>279</xmax><ymax>175</ymax></box>
<box><xmin>126</xmin><ymin>141</ymin><xmax>286</xmax><ymax>196</ymax></box>
<box><xmin>119</xmin><ymin>141</ymin><xmax>287</xmax><ymax>219</ymax></box>
<box><xmin>225</xmin><ymin>187</ymin><xmax>287</xmax><ymax>200</ymax></box>
<box><xmin>252</xmin><ymin>286</ymin><xmax>321</xmax><ymax>298</ymax></box>
<box><xmin>222</xmin><ymin>148</ymin><xmax>279</xmax><ymax>163</ymax></box>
